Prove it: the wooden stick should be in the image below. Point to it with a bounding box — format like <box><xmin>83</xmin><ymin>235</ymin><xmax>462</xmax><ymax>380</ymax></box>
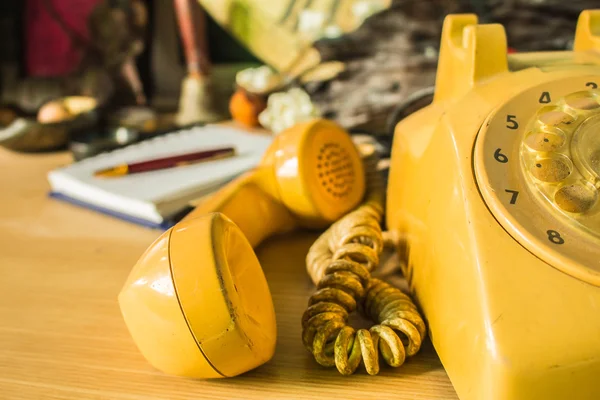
<box><xmin>173</xmin><ymin>0</ymin><xmax>211</xmax><ymax>76</ymax></box>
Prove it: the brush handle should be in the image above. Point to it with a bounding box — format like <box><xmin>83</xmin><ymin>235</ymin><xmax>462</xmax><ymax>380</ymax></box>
<box><xmin>173</xmin><ymin>0</ymin><xmax>211</xmax><ymax>76</ymax></box>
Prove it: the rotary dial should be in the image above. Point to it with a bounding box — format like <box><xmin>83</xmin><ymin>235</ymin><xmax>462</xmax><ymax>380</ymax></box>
<box><xmin>474</xmin><ymin>77</ymin><xmax>600</xmax><ymax>287</ymax></box>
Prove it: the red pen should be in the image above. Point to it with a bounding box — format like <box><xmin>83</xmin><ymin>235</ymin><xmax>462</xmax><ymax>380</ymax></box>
<box><xmin>94</xmin><ymin>146</ymin><xmax>236</xmax><ymax>178</ymax></box>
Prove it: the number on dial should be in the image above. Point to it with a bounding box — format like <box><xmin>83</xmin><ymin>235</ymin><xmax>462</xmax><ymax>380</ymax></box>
<box><xmin>539</xmin><ymin>92</ymin><xmax>551</xmax><ymax>104</ymax></box>
<box><xmin>506</xmin><ymin>115</ymin><xmax>519</xmax><ymax>129</ymax></box>
<box><xmin>494</xmin><ymin>148</ymin><xmax>508</xmax><ymax>163</ymax></box>
<box><xmin>547</xmin><ymin>230</ymin><xmax>564</xmax><ymax>245</ymax></box>
<box><xmin>505</xmin><ymin>189</ymin><xmax>519</xmax><ymax>204</ymax></box>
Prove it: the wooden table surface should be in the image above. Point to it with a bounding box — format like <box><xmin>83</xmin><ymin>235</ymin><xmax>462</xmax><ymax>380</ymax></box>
<box><xmin>0</xmin><ymin>147</ymin><xmax>458</xmax><ymax>400</ymax></box>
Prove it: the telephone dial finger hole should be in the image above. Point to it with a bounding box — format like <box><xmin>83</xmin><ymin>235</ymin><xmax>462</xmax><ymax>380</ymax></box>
<box><xmin>564</xmin><ymin>92</ymin><xmax>600</xmax><ymax>111</ymax></box>
<box><xmin>524</xmin><ymin>130</ymin><xmax>566</xmax><ymax>152</ymax></box>
<box><xmin>554</xmin><ymin>183</ymin><xmax>598</xmax><ymax>214</ymax></box>
<box><xmin>537</xmin><ymin>108</ymin><xmax>575</xmax><ymax>127</ymax></box>
<box><xmin>530</xmin><ymin>156</ymin><xmax>572</xmax><ymax>183</ymax></box>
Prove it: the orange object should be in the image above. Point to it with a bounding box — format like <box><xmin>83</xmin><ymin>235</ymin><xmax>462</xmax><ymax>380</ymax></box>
<box><xmin>118</xmin><ymin>119</ymin><xmax>366</xmax><ymax>378</ymax></box>
<box><xmin>229</xmin><ymin>88</ymin><xmax>266</xmax><ymax>128</ymax></box>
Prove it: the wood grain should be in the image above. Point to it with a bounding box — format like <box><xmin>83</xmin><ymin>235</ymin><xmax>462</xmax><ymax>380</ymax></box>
<box><xmin>0</xmin><ymin>147</ymin><xmax>458</xmax><ymax>400</ymax></box>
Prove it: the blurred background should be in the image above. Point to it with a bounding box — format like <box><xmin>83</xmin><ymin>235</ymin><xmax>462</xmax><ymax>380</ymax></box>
<box><xmin>0</xmin><ymin>0</ymin><xmax>597</xmax><ymax>156</ymax></box>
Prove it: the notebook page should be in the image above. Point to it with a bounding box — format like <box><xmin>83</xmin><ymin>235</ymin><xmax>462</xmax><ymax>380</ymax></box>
<box><xmin>48</xmin><ymin>124</ymin><xmax>272</xmax><ymax>210</ymax></box>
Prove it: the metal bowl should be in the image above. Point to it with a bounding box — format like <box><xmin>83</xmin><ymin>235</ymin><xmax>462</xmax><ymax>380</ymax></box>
<box><xmin>0</xmin><ymin>96</ymin><xmax>100</xmax><ymax>153</ymax></box>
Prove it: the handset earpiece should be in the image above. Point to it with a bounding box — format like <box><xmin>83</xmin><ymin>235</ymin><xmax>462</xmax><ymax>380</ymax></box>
<box><xmin>118</xmin><ymin>119</ymin><xmax>366</xmax><ymax>378</ymax></box>
<box><xmin>183</xmin><ymin>118</ymin><xmax>366</xmax><ymax>244</ymax></box>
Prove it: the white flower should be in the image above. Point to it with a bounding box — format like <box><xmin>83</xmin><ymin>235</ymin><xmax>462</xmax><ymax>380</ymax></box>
<box><xmin>235</xmin><ymin>65</ymin><xmax>279</xmax><ymax>93</ymax></box>
<box><xmin>259</xmin><ymin>88</ymin><xmax>321</xmax><ymax>134</ymax></box>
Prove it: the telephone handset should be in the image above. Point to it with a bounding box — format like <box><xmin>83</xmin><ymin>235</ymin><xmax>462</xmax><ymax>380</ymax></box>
<box><xmin>181</xmin><ymin>119</ymin><xmax>366</xmax><ymax>244</ymax></box>
<box><xmin>119</xmin><ymin>116</ymin><xmax>427</xmax><ymax>379</ymax></box>
<box><xmin>118</xmin><ymin>119</ymin><xmax>368</xmax><ymax>378</ymax></box>
<box><xmin>386</xmin><ymin>10</ymin><xmax>600</xmax><ymax>400</ymax></box>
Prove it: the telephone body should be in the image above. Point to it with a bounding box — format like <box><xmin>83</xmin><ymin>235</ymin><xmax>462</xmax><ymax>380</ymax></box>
<box><xmin>386</xmin><ymin>10</ymin><xmax>600</xmax><ymax>400</ymax></box>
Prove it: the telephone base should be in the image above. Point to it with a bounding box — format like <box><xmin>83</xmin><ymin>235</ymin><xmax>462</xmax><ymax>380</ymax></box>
<box><xmin>388</xmin><ymin>103</ymin><xmax>600</xmax><ymax>399</ymax></box>
<box><xmin>386</xmin><ymin>16</ymin><xmax>600</xmax><ymax>400</ymax></box>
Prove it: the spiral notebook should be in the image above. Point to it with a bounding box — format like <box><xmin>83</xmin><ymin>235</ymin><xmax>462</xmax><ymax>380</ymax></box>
<box><xmin>47</xmin><ymin>125</ymin><xmax>273</xmax><ymax>229</ymax></box>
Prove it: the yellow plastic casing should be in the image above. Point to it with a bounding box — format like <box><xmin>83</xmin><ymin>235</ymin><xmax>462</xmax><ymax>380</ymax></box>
<box><xmin>184</xmin><ymin>118</ymin><xmax>366</xmax><ymax>244</ymax></box>
<box><xmin>119</xmin><ymin>213</ymin><xmax>276</xmax><ymax>378</ymax></box>
<box><xmin>387</xmin><ymin>10</ymin><xmax>600</xmax><ymax>400</ymax></box>
<box><xmin>119</xmin><ymin>118</ymin><xmax>366</xmax><ymax>379</ymax></box>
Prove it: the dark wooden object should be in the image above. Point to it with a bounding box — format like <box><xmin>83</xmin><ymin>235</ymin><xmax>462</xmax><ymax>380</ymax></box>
<box><xmin>306</xmin><ymin>0</ymin><xmax>597</xmax><ymax>134</ymax></box>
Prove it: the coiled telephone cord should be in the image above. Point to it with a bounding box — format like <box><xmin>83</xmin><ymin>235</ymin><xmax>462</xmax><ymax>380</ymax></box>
<box><xmin>302</xmin><ymin>145</ymin><xmax>426</xmax><ymax>375</ymax></box>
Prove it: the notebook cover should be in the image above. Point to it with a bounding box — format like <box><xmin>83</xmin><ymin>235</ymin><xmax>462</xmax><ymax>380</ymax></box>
<box><xmin>48</xmin><ymin>192</ymin><xmax>182</xmax><ymax>230</ymax></box>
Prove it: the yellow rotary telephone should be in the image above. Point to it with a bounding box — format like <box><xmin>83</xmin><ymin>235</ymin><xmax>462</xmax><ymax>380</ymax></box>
<box><xmin>386</xmin><ymin>9</ymin><xmax>600</xmax><ymax>400</ymax></box>
<box><xmin>118</xmin><ymin>8</ymin><xmax>600</xmax><ymax>398</ymax></box>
